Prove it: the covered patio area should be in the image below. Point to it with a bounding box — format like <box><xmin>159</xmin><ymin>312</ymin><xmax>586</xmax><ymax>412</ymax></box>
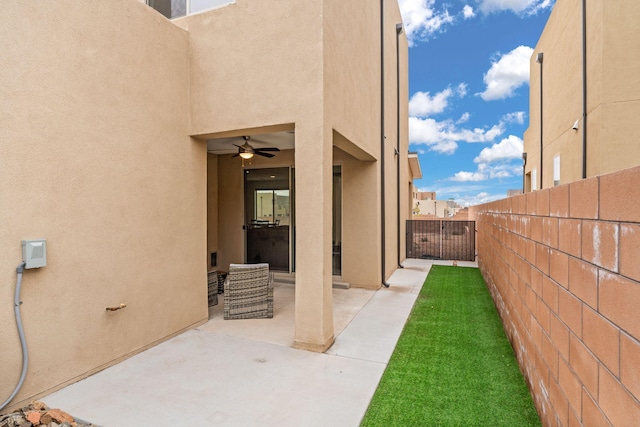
<box><xmin>202</xmin><ymin>279</ymin><xmax>373</xmax><ymax>348</ymax></box>
<box><xmin>42</xmin><ymin>260</ymin><xmax>467</xmax><ymax>426</ymax></box>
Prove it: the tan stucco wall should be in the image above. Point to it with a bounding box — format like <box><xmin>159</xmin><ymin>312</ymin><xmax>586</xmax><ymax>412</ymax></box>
<box><xmin>190</xmin><ymin>0</ymin><xmax>408</xmax><ymax>348</ymax></box>
<box><xmin>324</xmin><ymin>0</ymin><xmax>380</xmax><ymax>158</ymax></box>
<box><xmin>175</xmin><ymin>1</ymin><xmax>324</xmax><ymax>136</ymax></box>
<box><xmin>381</xmin><ymin>0</ymin><xmax>409</xmax><ymax>279</ymax></box>
<box><xmin>0</xmin><ymin>1</ymin><xmax>207</xmax><ymax>409</ymax></box>
<box><xmin>175</xmin><ymin>1</ymin><xmax>335</xmax><ymax>351</ymax></box>
<box><xmin>324</xmin><ymin>0</ymin><xmax>381</xmax><ymax>289</ymax></box>
<box><xmin>1</xmin><ymin>0</ymin><xmax>411</xmax><ymax>405</ymax></box>
<box><xmin>334</xmin><ymin>150</ymin><xmax>380</xmax><ymax>288</ymax></box>
<box><xmin>324</xmin><ymin>0</ymin><xmax>409</xmax><ymax>284</ymax></box>
<box><xmin>414</xmin><ymin>200</ymin><xmax>451</xmax><ymax>217</ymax></box>
<box><xmin>524</xmin><ymin>0</ymin><xmax>640</xmax><ymax>188</ymax></box>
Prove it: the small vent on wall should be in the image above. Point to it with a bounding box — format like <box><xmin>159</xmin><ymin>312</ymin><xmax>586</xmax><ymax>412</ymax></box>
<box><xmin>210</xmin><ymin>252</ymin><xmax>217</xmax><ymax>268</ymax></box>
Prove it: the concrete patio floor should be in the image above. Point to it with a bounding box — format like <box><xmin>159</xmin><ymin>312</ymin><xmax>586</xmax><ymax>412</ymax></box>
<box><xmin>43</xmin><ymin>259</ymin><xmax>477</xmax><ymax>426</ymax></box>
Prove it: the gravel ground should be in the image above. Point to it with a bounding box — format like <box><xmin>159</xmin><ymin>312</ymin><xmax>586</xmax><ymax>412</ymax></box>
<box><xmin>0</xmin><ymin>401</ymin><xmax>99</xmax><ymax>427</ymax></box>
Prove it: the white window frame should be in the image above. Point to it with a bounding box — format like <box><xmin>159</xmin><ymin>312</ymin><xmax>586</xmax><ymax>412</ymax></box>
<box><xmin>553</xmin><ymin>155</ymin><xmax>560</xmax><ymax>186</ymax></box>
<box><xmin>147</xmin><ymin>0</ymin><xmax>234</xmax><ymax>19</ymax></box>
<box><xmin>531</xmin><ymin>168</ymin><xmax>538</xmax><ymax>191</ymax></box>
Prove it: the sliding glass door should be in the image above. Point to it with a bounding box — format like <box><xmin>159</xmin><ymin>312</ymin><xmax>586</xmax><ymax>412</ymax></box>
<box><xmin>244</xmin><ymin>168</ymin><xmax>291</xmax><ymax>271</ymax></box>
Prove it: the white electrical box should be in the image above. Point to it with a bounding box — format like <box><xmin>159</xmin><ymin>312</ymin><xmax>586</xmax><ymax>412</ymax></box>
<box><xmin>22</xmin><ymin>239</ymin><xmax>47</xmax><ymax>269</ymax></box>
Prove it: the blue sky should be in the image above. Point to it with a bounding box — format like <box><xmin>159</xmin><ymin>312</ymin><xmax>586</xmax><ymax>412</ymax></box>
<box><xmin>399</xmin><ymin>0</ymin><xmax>554</xmax><ymax>206</ymax></box>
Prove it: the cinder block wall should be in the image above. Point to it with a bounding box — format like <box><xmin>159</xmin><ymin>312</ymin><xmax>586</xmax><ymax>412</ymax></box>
<box><xmin>470</xmin><ymin>166</ymin><xmax>640</xmax><ymax>426</ymax></box>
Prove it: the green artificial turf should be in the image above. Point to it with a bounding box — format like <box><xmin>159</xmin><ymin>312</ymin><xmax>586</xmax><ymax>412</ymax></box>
<box><xmin>361</xmin><ymin>265</ymin><xmax>541</xmax><ymax>427</ymax></box>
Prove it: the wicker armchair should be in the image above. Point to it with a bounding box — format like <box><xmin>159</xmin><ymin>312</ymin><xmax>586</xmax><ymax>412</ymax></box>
<box><xmin>224</xmin><ymin>263</ymin><xmax>274</xmax><ymax>320</ymax></box>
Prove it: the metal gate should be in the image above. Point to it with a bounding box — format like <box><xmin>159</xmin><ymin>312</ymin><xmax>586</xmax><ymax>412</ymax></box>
<box><xmin>406</xmin><ymin>220</ymin><xmax>475</xmax><ymax>261</ymax></box>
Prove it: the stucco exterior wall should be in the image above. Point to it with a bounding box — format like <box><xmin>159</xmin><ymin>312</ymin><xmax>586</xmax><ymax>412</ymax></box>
<box><xmin>323</xmin><ymin>0</ymin><xmax>381</xmax><ymax>289</ymax></box>
<box><xmin>524</xmin><ymin>0</ymin><xmax>640</xmax><ymax>189</ymax></box>
<box><xmin>471</xmin><ymin>165</ymin><xmax>640</xmax><ymax>426</ymax></box>
<box><xmin>414</xmin><ymin>200</ymin><xmax>449</xmax><ymax>217</ymax></box>
<box><xmin>1</xmin><ymin>0</ymin><xmax>206</xmax><ymax>409</ymax></box>
<box><xmin>323</xmin><ymin>0</ymin><xmax>380</xmax><ymax>158</ymax></box>
<box><xmin>381</xmin><ymin>0</ymin><xmax>409</xmax><ymax>281</ymax></box>
<box><xmin>334</xmin><ymin>149</ymin><xmax>380</xmax><ymax>288</ymax></box>
<box><xmin>175</xmin><ymin>1</ymin><xmax>324</xmax><ymax>136</ymax></box>
<box><xmin>1</xmin><ymin>0</ymin><xmax>411</xmax><ymax>406</ymax></box>
<box><xmin>196</xmin><ymin>0</ymin><xmax>408</xmax><ymax>290</ymax></box>
<box><xmin>177</xmin><ymin>1</ymin><xmax>334</xmax><ymax>352</ymax></box>
<box><xmin>324</xmin><ymin>0</ymin><xmax>409</xmax><ymax>284</ymax></box>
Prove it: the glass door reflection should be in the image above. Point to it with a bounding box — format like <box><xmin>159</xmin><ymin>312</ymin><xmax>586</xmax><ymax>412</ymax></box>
<box><xmin>245</xmin><ymin>168</ymin><xmax>290</xmax><ymax>271</ymax></box>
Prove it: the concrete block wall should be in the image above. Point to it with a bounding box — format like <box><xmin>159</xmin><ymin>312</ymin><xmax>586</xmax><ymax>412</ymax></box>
<box><xmin>470</xmin><ymin>166</ymin><xmax>640</xmax><ymax>426</ymax></box>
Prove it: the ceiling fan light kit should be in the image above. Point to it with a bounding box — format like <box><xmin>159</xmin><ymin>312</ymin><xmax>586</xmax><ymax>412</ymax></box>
<box><xmin>233</xmin><ymin>136</ymin><xmax>280</xmax><ymax>161</ymax></box>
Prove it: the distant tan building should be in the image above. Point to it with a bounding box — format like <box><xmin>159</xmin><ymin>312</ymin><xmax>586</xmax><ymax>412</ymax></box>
<box><xmin>416</xmin><ymin>191</ymin><xmax>436</xmax><ymax>201</ymax></box>
<box><xmin>412</xmin><ymin>191</ymin><xmax>464</xmax><ymax>219</ymax></box>
<box><xmin>408</xmin><ymin>151</ymin><xmax>423</xmax><ymax>210</ymax></box>
<box><xmin>523</xmin><ymin>0</ymin><xmax>640</xmax><ymax>190</ymax></box>
<box><xmin>1</xmin><ymin>0</ymin><xmax>413</xmax><ymax>409</ymax></box>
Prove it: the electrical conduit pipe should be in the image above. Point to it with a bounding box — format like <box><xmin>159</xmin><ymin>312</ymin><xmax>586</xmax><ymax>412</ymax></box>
<box><xmin>0</xmin><ymin>262</ymin><xmax>29</xmax><ymax>411</ymax></box>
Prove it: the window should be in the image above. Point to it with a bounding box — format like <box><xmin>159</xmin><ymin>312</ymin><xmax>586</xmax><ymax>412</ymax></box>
<box><xmin>255</xmin><ymin>190</ymin><xmax>290</xmax><ymax>225</ymax></box>
<box><xmin>332</xmin><ymin>165</ymin><xmax>342</xmax><ymax>276</ymax></box>
<box><xmin>147</xmin><ymin>0</ymin><xmax>234</xmax><ymax>19</ymax></box>
<box><xmin>190</xmin><ymin>0</ymin><xmax>233</xmax><ymax>13</ymax></box>
<box><xmin>147</xmin><ymin>0</ymin><xmax>184</xmax><ymax>19</ymax></box>
<box><xmin>531</xmin><ymin>168</ymin><xmax>538</xmax><ymax>191</ymax></box>
<box><xmin>553</xmin><ymin>155</ymin><xmax>560</xmax><ymax>186</ymax></box>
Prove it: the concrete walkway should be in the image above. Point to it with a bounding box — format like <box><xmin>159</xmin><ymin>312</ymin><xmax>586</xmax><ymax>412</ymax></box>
<box><xmin>43</xmin><ymin>260</ymin><xmax>476</xmax><ymax>426</ymax></box>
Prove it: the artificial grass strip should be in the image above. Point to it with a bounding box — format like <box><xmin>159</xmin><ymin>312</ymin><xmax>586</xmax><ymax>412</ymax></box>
<box><xmin>361</xmin><ymin>265</ymin><xmax>541</xmax><ymax>427</ymax></box>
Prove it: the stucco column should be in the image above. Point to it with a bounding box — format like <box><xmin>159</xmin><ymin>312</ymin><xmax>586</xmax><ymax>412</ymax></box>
<box><xmin>293</xmin><ymin>123</ymin><xmax>335</xmax><ymax>352</ymax></box>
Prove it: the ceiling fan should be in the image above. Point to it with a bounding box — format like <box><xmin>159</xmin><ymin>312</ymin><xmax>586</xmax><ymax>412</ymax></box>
<box><xmin>233</xmin><ymin>136</ymin><xmax>280</xmax><ymax>159</ymax></box>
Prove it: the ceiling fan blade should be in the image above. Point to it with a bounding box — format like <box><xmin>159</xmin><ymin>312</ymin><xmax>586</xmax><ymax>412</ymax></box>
<box><xmin>231</xmin><ymin>153</ymin><xmax>239</xmax><ymax>157</ymax></box>
<box><xmin>255</xmin><ymin>147</ymin><xmax>280</xmax><ymax>152</ymax></box>
<box><xmin>255</xmin><ymin>151</ymin><xmax>275</xmax><ymax>158</ymax></box>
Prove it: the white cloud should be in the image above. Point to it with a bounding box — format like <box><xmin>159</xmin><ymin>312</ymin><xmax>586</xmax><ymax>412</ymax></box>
<box><xmin>399</xmin><ymin>1</ymin><xmax>553</xmax><ymax>47</ymax></box>
<box><xmin>479</xmin><ymin>45</ymin><xmax>533</xmax><ymax>101</ymax></box>
<box><xmin>476</xmin><ymin>0</ymin><xmax>554</xmax><ymax>15</ymax></box>
<box><xmin>409</xmin><ymin>117</ymin><xmax>458</xmax><ymax>154</ymax></box>
<box><xmin>409</xmin><ymin>84</ymin><xmax>467</xmax><ymax>118</ymax></box>
<box><xmin>431</xmin><ymin>140</ymin><xmax>459</xmax><ymax>154</ymax></box>
<box><xmin>416</xmin><ymin>183</ymin><xmax>506</xmax><ymax>207</ymax></box>
<box><xmin>455</xmin><ymin>83</ymin><xmax>468</xmax><ymax>97</ymax></box>
<box><xmin>448</xmin><ymin>162</ymin><xmax>521</xmax><ymax>183</ymax></box>
<box><xmin>419</xmin><ymin>184</ymin><xmax>484</xmax><ymax>194</ymax></box>
<box><xmin>409</xmin><ymin>89</ymin><xmax>453</xmax><ymax>117</ymax></box>
<box><xmin>462</xmin><ymin>5</ymin><xmax>476</xmax><ymax>19</ymax></box>
<box><xmin>451</xmin><ymin>171</ymin><xmax>487</xmax><ymax>182</ymax></box>
<box><xmin>409</xmin><ymin>105</ymin><xmax>528</xmax><ymax>155</ymax></box>
<box><xmin>409</xmin><ymin>116</ymin><xmax>506</xmax><ymax>154</ymax></box>
<box><xmin>478</xmin><ymin>162</ymin><xmax>523</xmax><ymax>178</ymax></box>
<box><xmin>474</xmin><ymin>135</ymin><xmax>523</xmax><ymax>163</ymax></box>
<box><xmin>481</xmin><ymin>124</ymin><xmax>505</xmax><ymax>141</ymax></box>
<box><xmin>398</xmin><ymin>0</ymin><xmax>455</xmax><ymax>46</ymax></box>
<box><xmin>503</xmin><ymin>111</ymin><xmax>526</xmax><ymax>124</ymax></box>
<box><xmin>408</xmin><ymin>83</ymin><xmax>512</xmax><ymax>154</ymax></box>
<box><xmin>445</xmin><ymin>135</ymin><xmax>523</xmax><ymax>184</ymax></box>
<box><xmin>456</xmin><ymin>191</ymin><xmax>505</xmax><ymax>207</ymax></box>
<box><xmin>457</xmin><ymin>112</ymin><xmax>471</xmax><ymax>124</ymax></box>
